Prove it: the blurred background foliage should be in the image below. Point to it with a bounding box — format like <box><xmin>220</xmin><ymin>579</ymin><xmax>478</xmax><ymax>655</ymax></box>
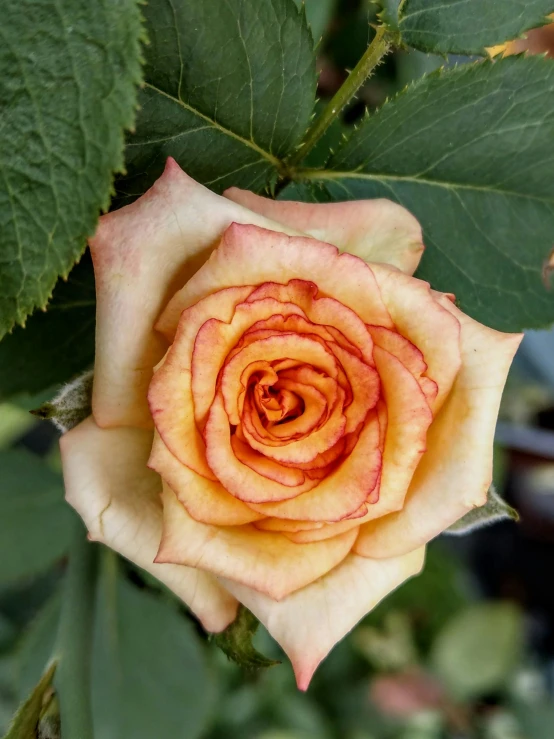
<box><xmin>2</xmin><ymin>1</ymin><xmax>554</xmax><ymax>737</ymax></box>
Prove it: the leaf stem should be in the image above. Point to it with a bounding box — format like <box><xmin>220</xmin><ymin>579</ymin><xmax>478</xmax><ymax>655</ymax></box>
<box><xmin>285</xmin><ymin>26</ymin><xmax>391</xmax><ymax>169</ymax></box>
<box><xmin>53</xmin><ymin>519</ymin><xmax>98</xmax><ymax>739</ymax></box>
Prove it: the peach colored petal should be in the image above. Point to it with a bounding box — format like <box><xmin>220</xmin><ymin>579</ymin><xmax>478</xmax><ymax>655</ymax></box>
<box><xmin>205</xmin><ymin>393</ymin><xmax>319</xmax><ymax>503</ymax></box>
<box><xmin>165</xmin><ymin>224</ymin><xmax>394</xmax><ymax>331</ymax></box>
<box><xmin>329</xmin><ymin>343</ymin><xmax>380</xmax><ymax>432</ymax></box>
<box><xmin>231</xmin><ymin>435</ymin><xmax>307</xmax><ymax>487</ymax></box>
<box><xmin>368</xmin><ymin>326</ymin><xmax>438</xmax><ymax>404</ymax></box>
<box><xmin>149</xmin><ymin>367</ymin><xmax>216</xmax><ymax>480</ymax></box>
<box><xmin>149</xmin><ymin>286</ymin><xmax>256</xmax><ymax>479</ymax></box>
<box><xmin>360</xmin><ymin>346</ymin><xmax>433</xmax><ymax>521</ymax></box>
<box><xmin>356</xmin><ymin>304</ymin><xmax>522</xmax><ymax>559</ymax></box>
<box><xmin>157</xmin><ymin>285</ymin><xmax>254</xmax><ymax>346</ymax></box>
<box><xmin>148</xmin><ymin>433</ymin><xmax>263</xmax><ymax>525</ymax></box>
<box><xmin>220</xmin><ymin>333</ymin><xmax>339</xmax><ymax>426</ymax></box>
<box><xmin>90</xmin><ymin>160</ymin><xmax>296</xmax><ymax>428</ymax></box>
<box><xmin>220</xmin><ymin>547</ymin><xmax>426</xmax><ymax>689</ymax></box>
<box><xmin>247</xmin><ymin>411</ymin><xmax>382</xmax><ymax>521</ymax></box>
<box><xmin>192</xmin><ymin>299</ymin><xmax>306</xmax><ymax>426</ymax></box>
<box><xmin>242</xmin><ymin>384</ymin><xmax>346</xmax><ymax>465</ymax></box>
<box><xmin>242</xmin><ymin>380</ymin><xmax>333</xmax><ymax>448</ymax></box>
<box><xmin>370</xmin><ymin>266</ymin><xmax>462</xmax><ymax>413</ymax></box>
<box><xmin>156</xmin><ymin>485</ymin><xmax>358</xmax><ymax>600</ymax></box>
<box><xmin>60</xmin><ymin>417</ymin><xmax>237</xmax><ymax>632</ymax></box>
<box><xmin>224</xmin><ymin>189</ymin><xmax>425</xmax><ymax>276</ymax></box>
<box><xmin>247</xmin><ymin>281</ymin><xmax>375</xmax><ymax>365</ymax></box>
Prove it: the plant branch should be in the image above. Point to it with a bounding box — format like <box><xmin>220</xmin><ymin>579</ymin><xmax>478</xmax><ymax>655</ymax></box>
<box><xmin>53</xmin><ymin>519</ymin><xmax>98</xmax><ymax>739</ymax></box>
<box><xmin>285</xmin><ymin>26</ymin><xmax>391</xmax><ymax>170</ymax></box>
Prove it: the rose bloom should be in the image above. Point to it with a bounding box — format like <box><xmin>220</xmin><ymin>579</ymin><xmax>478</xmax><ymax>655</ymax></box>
<box><xmin>61</xmin><ymin>158</ymin><xmax>521</xmax><ymax>689</ymax></box>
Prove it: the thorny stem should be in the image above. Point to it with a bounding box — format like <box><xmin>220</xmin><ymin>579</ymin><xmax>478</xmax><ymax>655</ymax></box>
<box><xmin>283</xmin><ymin>26</ymin><xmax>391</xmax><ymax>173</ymax></box>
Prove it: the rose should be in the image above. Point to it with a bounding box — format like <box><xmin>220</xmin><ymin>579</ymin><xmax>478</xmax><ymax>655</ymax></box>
<box><xmin>60</xmin><ymin>158</ymin><xmax>521</xmax><ymax>688</ymax></box>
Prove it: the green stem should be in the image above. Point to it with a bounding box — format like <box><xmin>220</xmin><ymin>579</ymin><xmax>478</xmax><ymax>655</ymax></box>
<box><xmin>285</xmin><ymin>26</ymin><xmax>391</xmax><ymax>169</ymax></box>
<box><xmin>53</xmin><ymin>519</ymin><xmax>98</xmax><ymax>739</ymax></box>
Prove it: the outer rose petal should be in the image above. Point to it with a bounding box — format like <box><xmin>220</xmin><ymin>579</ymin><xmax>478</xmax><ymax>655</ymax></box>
<box><xmin>221</xmin><ymin>547</ymin><xmax>426</xmax><ymax>690</ymax></box>
<box><xmin>370</xmin><ymin>266</ymin><xmax>462</xmax><ymax>413</ymax></box>
<box><xmin>90</xmin><ymin>159</ymin><xmax>297</xmax><ymax>428</ymax></box>
<box><xmin>163</xmin><ymin>223</ymin><xmax>393</xmax><ymax>330</ymax></box>
<box><xmin>156</xmin><ymin>486</ymin><xmax>358</xmax><ymax>600</ymax></box>
<box><xmin>60</xmin><ymin>417</ymin><xmax>237</xmax><ymax>632</ymax></box>
<box><xmin>224</xmin><ymin>189</ymin><xmax>425</xmax><ymax>275</ymax></box>
<box><xmin>355</xmin><ymin>303</ymin><xmax>522</xmax><ymax>558</ymax></box>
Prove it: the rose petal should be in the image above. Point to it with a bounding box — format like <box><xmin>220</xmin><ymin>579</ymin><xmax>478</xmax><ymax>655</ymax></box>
<box><xmin>148</xmin><ymin>286</ymin><xmax>255</xmax><ymax>479</ymax></box>
<box><xmin>220</xmin><ymin>332</ymin><xmax>340</xmax><ymax>426</ymax></box>
<box><xmin>165</xmin><ymin>223</ymin><xmax>393</xmax><ymax>330</ymax></box>
<box><xmin>90</xmin><ymin>160</ymin><xmax>295</xmax><ymax>428</ymax></box>
<box><xmin>247</xmin><ymin>411</ymin><xmax>382</xmax><ymax>521</ymax></box>
<box><xmin>60</xmin><ymin>417</ymin><xmax>237</xmax><ymax>632</ymax></box>
<box><xmin>368</xmin><ymin>326</ymin><xmax>437</xmax><ymax>405</ymax></box>
<box><xmin>224</xmin><ymin>189</ymin><xmax>425</xmax><ymax>275</ymax></box>
<box><xmin>148</xmin><ymin>433</ymin><xmax>263</xmax><ymax>525</ymax></box>
<box><xmin>220</xmin><ymin>547</ymin><xmax>426</xmax><ymax>689</ymax></box>
<box><xmin>192</xmin><ymin>299</ymin><xmax>306</xmax><ymax>426</ymax></box>
<box><xmin>356</xmin><ymin>304</ymin><xmax>522</xmax><ymax>558</ymax></box>
<box><xmin>156</xmin><ymin>485</ymin><xmax>358</xmax><ymax>600</ymax></box>
<box><xmin>205</xmin><ymin>393</ymin><xmax>320</xmax><ymax>503</ymax></box>
<box><xmin>370</xmin><ymin>266</ymin><xmax>462</xmax><ymax>412</ymax></box>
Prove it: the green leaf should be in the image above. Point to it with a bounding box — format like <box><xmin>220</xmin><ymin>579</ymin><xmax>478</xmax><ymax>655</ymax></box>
<box><xmin>92</xmin><ymin>558</ymin><xmax>216</xmax><ymax>739</ymax></box>
<box><xmin>3</xmin><ymin>663</ymin><xmax>56</xmax><ymax>739</ymax></box>
<box><xmin>294</xmin><ymin>0</ymin><xmax>335</xmax><ymax>42</ymax></box>
<box><xmin>16</xmin><ymin>594</ymin><xmax>61</xmax><ymax>703</ymax></box>
<box><xmin>119</xmin><ymin>0</ymin><xmax>316</xmax><ymax>199</ymax></box>
<box><xmin>288</xmin><ymin>56</ymin><xmax>554</xmax><ymax>332</ymax></box>
<box><xmin>0</xmin><ymin>253</ymin><xmax>95</xmax><ymax>402</ymax></box>
<box><xmin>0</xmin><ymin>451</ymin><xmax>74</xmax><ymax>586</ymax></box>
<box><xmin>0</xmin><ymin>0</ymin><xmax>143</xmax><ymax>340</ymax></box>
<box><xmin>211</xmin><ymin>605</ymin><xmax>280</xmax><ymax>670</ymax></box>
<box><xmin>430</xmin><ymin>602</ymin><xmax>523</xmax><ymax>699</ymax></box>
<box><xmin>398</xmin><ymin>0</ymin><xmax>554</xmax><ymax>56</ymax></box>
<box><xmin>31</xmin><ymin>370</ymin><xmax>93</xmax><ymax>433</ymax></box>
<box><xmin>446</xmin><ymin>485</ymin><xmax>519</xmax><ymax>534</ymax></box>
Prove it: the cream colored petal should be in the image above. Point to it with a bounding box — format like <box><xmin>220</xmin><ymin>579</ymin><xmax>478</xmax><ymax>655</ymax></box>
<box><xmin>60</xmin><ymin>417</ymin><xmax>238</xmax><ymax>632</ymax></box>
<box><xmin>356</xmin><ymin>303</ymin><xmax>522</xmax><ymax>559</ymax></box>
<box><xmin>90</xmin><ymin>159</ymin><xmax>296</xmax><ymax>428</ymax></box>
<box><xmin>221</xmin><ymin>547</ymin><xmax>426</xmax><ymax>689</ymax></box>
<box><xmin>163</xmin><ymin>223</ymin><xmax>393</xmax><ymax>330</ymax></box>
<box><xmin>157</xmin><ymin>485</ymin><xmax>358</xmax><ymax>601</ymax></box>
<box><xmin>224</xmin><ymin>189</ymin><xmax>425</xmax><ymax>275</ymax></box>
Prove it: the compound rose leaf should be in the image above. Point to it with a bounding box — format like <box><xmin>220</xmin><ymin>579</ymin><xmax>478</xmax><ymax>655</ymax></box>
<box><xmin>0</xmin><ymin>0</ymin><xmax>143</xmax><ymax>339</ymax></box>
<box><xmin>285</xmin><ymin>56</ymin><xmax>554</xmax><ymax>332</ymax></box>
<box><xmin>398</xmin><ymin>0</ymin><xmax>554</xmax><ymax>56</ymax></box>
<box><xmin>118</xmin><ymin>0</ymin><xmax>316</xmax><ymax>200</ymax></box>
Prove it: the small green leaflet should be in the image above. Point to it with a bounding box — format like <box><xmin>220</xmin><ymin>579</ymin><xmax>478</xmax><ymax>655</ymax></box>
<box><xmin>446</xmin><ymin>485</ymin><xmax>519</xmax><ymax>535</ymax></box>
<box><xmin>0</xmin><ymin>0</ymin><xmax>143</xmax><ymax>339</ymax></box>
<box><xmin>2</xmin><ymin>663</ymin><xmax>57</xmax><ymax>739</ymax></box>
<box><xmin>287</xmin><ymin>56</ymin><xmax>554</xmax><ymax>332</ymax></box>
<box><xmin>398</xmin><ymin>0</ymin><xmax>554</xmax><ymax>56</ymax></box>
<box><xmin>211</xmin><ymin>605</ymin><xmax>280</xmax><ymax>670</ymax></box>
<box><xmin>32</xmin><ymin>370</ymin><xmax>93</xmax><ymax>433</ymax></box>
<box><xmin>119</xmin><ymin>0</ymin><xmax>316</xmax><ymax>201</ymax></box>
